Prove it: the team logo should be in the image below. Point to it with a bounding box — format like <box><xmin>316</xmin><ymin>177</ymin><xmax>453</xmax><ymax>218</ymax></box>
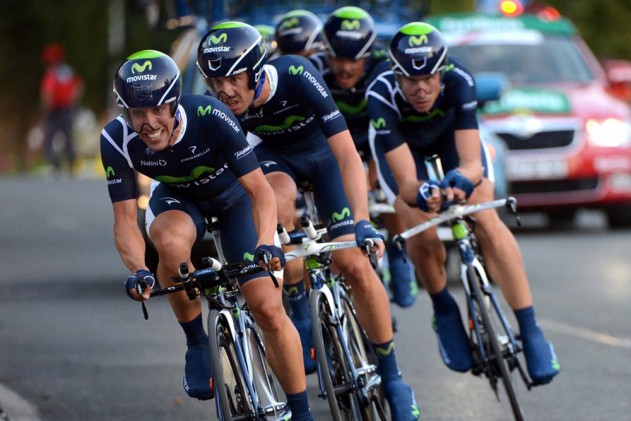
<box><xmin>340</xmin><ymin>20</ymin><xmax>360</xmax><ymax>30</ymax></box>
<box><xmin>408</xmin><ymin>35</ymin><xmax>428</xmax><ymax>46</ymax></box>
<box><xmin>331</xmin><ymin>207</ymin><xmax>351</xmax><ymax>223</ymax></box>
<box><xmin>131</xmin><ymin>61</ymin><xmax>152</xmax><ymax>74</ymax></box>
<box><xmin>288</xmin><ymin>65</ymin><xmax>304</xmax><ymax>75</ymax></box>
<box><xmin>198</xmin><ymin>105</ymin><xmax>212</xmax><ymax>116</ymax></box>
<box><xmin>371</xmin><ymin>118</ymin><xmax>386</xmax><ymax>129</ymax></box>
<box><xmin>208</xmin><ymin>33</ymin><xmax>228</xmax><ymax>45</ymax></box>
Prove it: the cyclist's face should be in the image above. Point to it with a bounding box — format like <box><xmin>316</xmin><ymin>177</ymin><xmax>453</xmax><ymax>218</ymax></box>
<box><xmin>208</xmin><ymin>72</ymin><xmax>253</xmax><ymax>116</ymax></box>
<box><xmin>329</xmin><ymin>56</ymin><xmax>366</xmax><ymax>89</ymax></box>
<box><xmin>397</xmin><ymin>72</ymin><xmax>442</xmax><ymax>113</ymax></box>
<box><xmin>128</xmin><ymin>104</ymin><xmax>176</xmax><ymax>151</ymax></box>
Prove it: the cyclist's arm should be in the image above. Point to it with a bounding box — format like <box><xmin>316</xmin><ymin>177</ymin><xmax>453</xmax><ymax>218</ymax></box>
<box><xmin>112</xmin><ymin>199</ymin><xmax>149</xmax><ymax>273</ymax></box>
<box><xmin>384</xmin><ymin>143</ymin><xmax>429</xmax><ymax>206</ymax></box>
<box><xmin>327</xmin><ymin>129</ymin><xmax>370</xmax><ymax>222</ymax></box>
<box><xmin>238</xmin><ymin>168</ymin><xmax>278</xmax><ymax>248</ymax></box>
<box><xmin>454</xmin><ymin>128</ymin><xmax>484</xmax><ymax>186</ymax></box>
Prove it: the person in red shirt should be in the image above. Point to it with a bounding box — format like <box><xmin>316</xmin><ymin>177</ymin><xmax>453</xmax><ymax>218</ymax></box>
<box><xmin>40</xmin><ymin>43</ymin><xmax>83</xmax><ymax>176</ymax></box>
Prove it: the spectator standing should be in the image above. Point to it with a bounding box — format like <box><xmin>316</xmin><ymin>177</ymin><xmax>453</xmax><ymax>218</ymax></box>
<box><xmin>40</xmin><ymin>43</ymin><xmax>83</xmax><ymax>177</ymax></box>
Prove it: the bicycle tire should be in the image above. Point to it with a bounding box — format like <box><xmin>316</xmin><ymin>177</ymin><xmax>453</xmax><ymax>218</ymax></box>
<box><xmin>338</xmin><ymin>288</ymin><xmax>389</xmax><ymax>421</ymax></box>
<box><xmin>243</xmin><ymin>317</ymin><xmax>292</xmax><ymax>420</ymax></box>
<box><xmin>310</xmin><ymin>288</ymin><xmax>357</xmax><ymax>421</ymax></box>
<box><xmin>467</xmin><ymin>265</ymin><xmax>525</xmax><ymax>421</ymax></box>
<box><xmin>208</xmin><ymin>309</ymin><xmax>254</xmax><ymax>420</ymax></box>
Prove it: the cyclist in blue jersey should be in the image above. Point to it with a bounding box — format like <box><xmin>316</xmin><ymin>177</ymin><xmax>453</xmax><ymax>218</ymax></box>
<box><xmin>197</xmin><ymin>22</ymin><xmax>420</xmax><ymax>421</ymax></box>
<box><xmin>101</xmin><ymin>50</ymin><xmax>314</xmax><ymax>419</ymax></box>
<box><xmin>366</xmin><ymin>23</ymin><xmax>560</xmax><ymax>386</ymax></box>
<box><xmin>275</xmin><ymin>9</ymin><xmax>323</xmax><ymax>57</ymax></box>
<box><xmin>310</xmin><ymin>5</ymin><xmax>418</xmax><ymax>309</ymax></box>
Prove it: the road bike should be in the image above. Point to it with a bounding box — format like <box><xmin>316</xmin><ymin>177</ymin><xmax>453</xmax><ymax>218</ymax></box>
<box><xmin>143</xmin><ymin>221</ymin><xmax>290</xmax><ymax>421</ymax></box>
<box><xmin>279</xmin><ymin>183</ymin><xmax>388</xmax><ymax>421</ymax></box>
<box><xmin>392</xmin><ymin>156</ymin><xmax>532</xmax><ymax>421</ymax></box>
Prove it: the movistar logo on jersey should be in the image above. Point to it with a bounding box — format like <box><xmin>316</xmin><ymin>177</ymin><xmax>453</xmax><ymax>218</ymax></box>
<box><xmin>403</xmin><ymin>108</ymin><xmax>445</xmax><ymax>122</ymax></box>
<box><xmin>208</xmin><ymin>33</ymin><xmax>228</xmax><ymax>45</ymax></box>
<box><xmin>105</xmin><ymin>166</ymin><xmax>115</xmax><ymax>178</ymax></box>
<box><xmin>243</xmin><ymin>252</ymin><xmax>255</xmax><ymax>262</ymax></box>
<box><xmin>371</xmin><ymin>118</ymin><xmax>386</xmax><ymax>129</ymax></box>
<box><xmin>289</xmin><ymin>65</ymin><xmax>304</xmax><ymax>75</ymax></box>
<box><xmin>254</xmin><ymin>115</ymin><xmax>305</xmax><ymax>133</ymax></box>
<box><xmin>332</xmin><ymin>207</ymin><xmax>351</xmax><ymax>222</ymax></box>
<box><xmin>198</xmin><ymin>105</ymin><xmax>212</xmax><ymax>116</ymax></box>
<box><xmin>154</xmin><ymin>165</ymin><xmax>216</xmax><ymax>183</ymax></box>
<box><xmin>337</xmin><ymin>99</ymin><xmax>366</xmax><ymax>116</ymax></box>
<box><xmin>131</xmin><ymin>61</ymin><xmax>152</xmax><ymax>74</ymax></box>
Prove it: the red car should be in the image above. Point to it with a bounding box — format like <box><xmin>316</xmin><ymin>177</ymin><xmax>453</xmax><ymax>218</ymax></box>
<box><xmin>427</xmin><ymin>12</ymin><xmax>631</xmax><ymax>228</ymax></box>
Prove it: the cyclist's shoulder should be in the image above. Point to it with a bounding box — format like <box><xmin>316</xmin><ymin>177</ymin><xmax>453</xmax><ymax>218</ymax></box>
<box><xmin>366</xmin><ymin>60</ymin><xmax>395</xmax><ymax>94</ymax></box>
<box><xmin>443</xmin><ymin>57</ymin><xmax>475</xmax><ymax>88</ymax></box>
<box><xmin>101</xmin><ymin>116</ymin><xmax>130</xmax><ymax>144</ymax></box>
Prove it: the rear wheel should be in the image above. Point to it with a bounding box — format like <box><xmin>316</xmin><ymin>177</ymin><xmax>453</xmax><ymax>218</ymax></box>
<box><xmin>339</xmin><ymin>287</ymin><xmax>389</xmax><ymax>420</ymax></box>
<box><xmin>208</xmin><ymin>310</ymin><xmax>253</xmax><ymax>420</ymax></box>
<box><xmin>311</xmin><ymin>288</ymin><xmax>356</xmax><ymax>421</ymax></box>
<box><xmin>467</xmin><ymin>266</ymin><xmax>524</xmax><ymax>421</ymax></box>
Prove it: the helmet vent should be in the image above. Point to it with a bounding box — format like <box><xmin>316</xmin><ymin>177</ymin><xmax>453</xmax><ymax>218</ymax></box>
<box><xmin>209</xmin><ymin>58</ymin><xmax>222</xmax><ymax>71</ymax></box>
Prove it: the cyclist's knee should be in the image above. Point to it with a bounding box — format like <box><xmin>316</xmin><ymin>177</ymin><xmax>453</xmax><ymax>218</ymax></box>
<box><xmin>336</xmin><ymin>252</ymin><xmax>375</xmax><ymax>287</ymax></box>
<box><xmin>248</xmin><ymin>298</ymin><xmax>286</xmax><ymax>333</ymax></box>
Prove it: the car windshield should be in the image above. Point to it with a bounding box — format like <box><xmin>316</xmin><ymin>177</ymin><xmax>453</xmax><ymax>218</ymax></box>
<box><xmin>448</xmin><ymin>32</ymin><xmax>594</xmax><ymax>85</ymax></box>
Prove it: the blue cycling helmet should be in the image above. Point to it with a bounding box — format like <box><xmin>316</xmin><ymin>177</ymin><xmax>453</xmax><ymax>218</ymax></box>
<box><xmin>389</xmin><ymin>22</ymin><xmax>448</xmax><ymax>77</ymax></box>
<box><xmin>254</xmin><ymin>24</ymin><xmax>278</xmax><ymax>57</ymax></box>
<box><xmin>322</xmin><ymin>6</ymin><xmax>376</xmax><ymax>59</ymax></box>
<box><xmin>275</xmin><ymin>10</ymin><xmax>323</xmax><ymax>55</ymax></box>
<box><xmin>113</xmin><ymin>50</ymin><xmax>181</xmax><ymax>128</ymax></box>
<box><xmin>197</xmin><ymin>21</ymin><xmax>267</xmax><ymax>91</ymax></box>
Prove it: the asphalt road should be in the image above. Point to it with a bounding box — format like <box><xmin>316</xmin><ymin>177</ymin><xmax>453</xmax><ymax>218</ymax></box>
<box><xmin>0</xmin><ymin>177</ymin><xmax>630</xmax><ymax>420</ymax></box>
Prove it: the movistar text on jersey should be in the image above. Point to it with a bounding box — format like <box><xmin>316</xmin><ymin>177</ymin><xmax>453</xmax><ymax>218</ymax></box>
<box><xmin>212</xmin><ymin>108</ymin><xmax>241</xmax><ymax>133</ymax></box>
<box><xmin>302</xmin><ymin>71</ymin><xmax>328</xmax><ymax>98</ymax></box>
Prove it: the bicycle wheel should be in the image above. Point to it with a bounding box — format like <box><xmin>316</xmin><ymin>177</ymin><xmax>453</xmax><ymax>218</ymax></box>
<box><xmin>310</xmin><ymin>288</ymin><xmax>357</xmax><ymax>421</ymax></box>
<box><xmin>208</xmin><ymin>309</ymin><xmax>254</xmax><ymax>420</ymax></box>
<box><xmin>243</xmin><ymin>316</ymin><xmax>292</xmax><ymax>420</ymax></box>
<box><xmin>467</xmin><ymin>265</ymin><xmax>525</xmax><ymax>421</ymax></box>
<box><xmin>338</xmin><ymin>287</ymin><xmax>389</xmax><ymax>421</ymax></box>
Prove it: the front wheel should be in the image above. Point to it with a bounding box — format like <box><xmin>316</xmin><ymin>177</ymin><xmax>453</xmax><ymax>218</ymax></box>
<box><xmin>339</xmin><ymin>288</ymin><xmax>389</xmax><ymax>420</ymax></box>
<box><xmin>208</xmin><ymin>310</ymin><xmax>253</xmax><ymax>421</ymax></box>
<box><xmin>243</xmin><ymin>316</ymin><xmax>292</xmax><ymax>420</ymax></box>
<box><xmin>311</xmin><ymin>288</ymin><xmax>356</xmax><ymax>421</ymax></box>
<box><xmin>467</xmin><ymin>266</ymin><xmax>525</xmax><ymax>421</ymax></box>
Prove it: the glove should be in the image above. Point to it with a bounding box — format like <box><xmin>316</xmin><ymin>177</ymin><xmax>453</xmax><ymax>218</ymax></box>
<box><xmin>125</xmin><ymin>269</ymin><xmax>156</xmax><ymax>299</ymax></box>
<box><xmin>416</xmin><ymin>180</ymin><xmax>441</xmax><ymax>212</ymax></box>
<box><xmin>354</xmin><ymin>219</ymin><xmax>385</xmax><ymax>248</ymax></box>
<box><xmin>255</xmin><ymin>244</ymin><xmax>286</xmax><ymax>267</ymax></box>
<box><xmin>441</xmin><ymin>169</ymin><xmax>474</xmax><ymax>198</ymax></box>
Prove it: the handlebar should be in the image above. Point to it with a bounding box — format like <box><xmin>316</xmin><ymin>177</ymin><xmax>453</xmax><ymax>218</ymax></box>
<box><xmin>393</xmin><ymin>196</ymin><xmax>520</xmax><ymax>249</ymax></box>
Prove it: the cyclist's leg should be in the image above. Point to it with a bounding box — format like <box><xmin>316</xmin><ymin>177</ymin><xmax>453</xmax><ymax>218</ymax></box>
<box><xmin>256</xmin><ymin>147</ymin><xmax>317</xmax><ymax>374</ymax></box>
<box><xmin>312</xmin><ymin>150</ymin><xmax>419</xmax><ymax>420</ymax></box>
<box><xmin>368</xmin><ymin>135</ymin><xmax>417</xmax><ymax>308</ymax></box>
<box><xmin>146</xmin><ymin>184</ymin><xmax>213</xmax><ymax>400</ymax></box>
<box><xmin>469</xmin><ymin>177</ymin><xmax>560</xmax><ymax>385</ymax></box>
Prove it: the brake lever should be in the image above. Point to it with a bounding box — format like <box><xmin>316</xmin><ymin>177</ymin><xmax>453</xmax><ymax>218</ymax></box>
<box><xmin>259</xmin><ymin>250</ymin><xmax>279</xmax><ymax>288</ymax></box>
<box><xmin>506</xmin><ymin>196</ymin><xmax>521</xmax><ymax>227</ymax></box>
<box><xmin>392</xmin><ymin>234</ymin><xmax>409</xmax><ymax>264</ymax></box>
<box><xmin>362</xmin><ymin>239</ymin><xmax>378</xmax><ymax>270</ymax></box>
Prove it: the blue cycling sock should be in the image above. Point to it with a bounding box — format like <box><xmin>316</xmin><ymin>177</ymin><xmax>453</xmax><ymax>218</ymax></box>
<box><xmin>515</xmin><ymin>306</ymin><xmax>560</xmax><ymax>384</ymax></box>
<box><xmin>179</xmin><ymin>313</ymin><xmax>208</xmax><ymax>345</ymax></box>
<box><xmin>429</xmin><ymin>286</ymin><xmax>458</xmax><ymax>314</ymax></box>
<box><xmin>285</xmin><ymin>390</ymin><xmax>313</xmax><ymax>420</ymax></box>
<box><xmin>373</xmin><ymin>339</ymin><xmax>400</xmax><ymax>381</ymax></box>
<box><xmin>284</xmin><ymin>280</ymin><xmax>310</xmax><ymax>319</ymax></box>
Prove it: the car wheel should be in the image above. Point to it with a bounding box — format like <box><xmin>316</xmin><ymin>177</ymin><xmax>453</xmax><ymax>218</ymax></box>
<box><xmin>606</xmin><ymin>205</ymin><xmax>631</xmax><ymax>229</ymax></box>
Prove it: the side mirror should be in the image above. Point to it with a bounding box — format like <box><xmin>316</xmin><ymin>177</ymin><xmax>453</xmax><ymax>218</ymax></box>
<box><xmin>474</xmin><ymin>72</ymin><xmax>510</xmax><ymax>106</ymax></box>
<box><xmin>603</xmin><ymin>59</ymin><xmax>631</xmax><ymax>103</ymax></box>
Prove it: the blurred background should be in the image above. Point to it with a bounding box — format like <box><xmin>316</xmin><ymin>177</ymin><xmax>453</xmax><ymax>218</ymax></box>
<box><xmin>1</xmin><ymin>0</ymin><xmax>631</xmax><ymax>177</ymax></box>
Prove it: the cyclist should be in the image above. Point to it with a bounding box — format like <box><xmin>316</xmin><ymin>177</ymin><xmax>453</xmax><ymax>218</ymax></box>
<box><xmin>197</xmin><ymin>22</ymin><xmax>420</xmax><ymax>420</ymax></box>
<box><xmin>366</xmin><ymin>22</ymin><xmax>560</xmax><ymax>385</ymax></box>
<box><xmin>254</xmin><ymin>24</ymin><xmax>278</xmax><ymax>58</ymax></box>
<box><xmin>274</xmin><ymin>9</ymin><xmax>323</xmax><ymax>57</ymax></box>
<box><xmin>310</xmin><ymin>5</ymin><xmax>417</xmax><ymax>309</ymax></box>
<box><xmin>101</xmin><ymin>50</ymin><xmax>314</xmax><ymax>419</ymax></box>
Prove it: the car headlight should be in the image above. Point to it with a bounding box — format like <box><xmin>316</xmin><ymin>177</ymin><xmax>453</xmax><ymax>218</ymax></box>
<box><xmin>586</xmin><ymin>118</ymin><xmax>631</xmax><ymax>147</ymax></box>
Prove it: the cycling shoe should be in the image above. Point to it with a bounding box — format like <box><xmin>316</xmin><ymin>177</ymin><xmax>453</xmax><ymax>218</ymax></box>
<box><xmin>432</xmin><ymin>308</ymin><xmax>473</xmax><ymax>372</ymax></box>
<box><xmin>523</xmin><ymin>336</ymin><xmax>560</xmax><ymax>385</ymax></box>
<box><xmin>383</xmin><ymin>376</ymin><xmax>420</xmax><ymax>421</ymax></box>
<box><xmin>292</xmin><ymin>315</ymin><xmax>317</xmax><ymax>375</ymax></box>
<box><xmin>183</xmin><ymin>342</ymin><xmax>214</xmax><ymax>400</ymax></box>
<box><xmin>387</xmin><ymin>241</ymin><xmax>418</xmax><ymax>308</ymax></box>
